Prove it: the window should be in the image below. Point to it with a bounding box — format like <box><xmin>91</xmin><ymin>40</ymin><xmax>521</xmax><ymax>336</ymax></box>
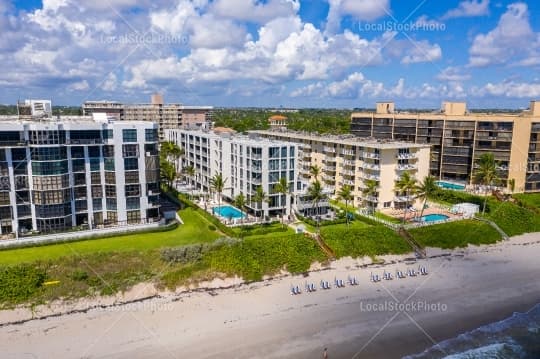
<box><xmin>32</xmin><ymin>175</ymin><xmax>69</xmax><ymax>190</ymax></box>
<box><xmin>269</xmin><ymin>147</ymin><xmax>280</xmax><ymax>158</ymax></box>
<box><xmin>31</xmin><ymin>160</ymin><xmax>68</xmax><ymax>175</ymax></box>
<box><xmin>90</xmin><ymin>158</ymin><xmax>100</xmax><ymax>172</ymax></box>
<box><xmin>145</xmin><ymin>128</ymin><xmax>158</xmax><ymax>142</ymax></box>
<box><xmin>92</xmin><ymin>198</ymin><xmax>103</xmax><ymax>211</ymax></box>
<box><xmin>268</xmin><ymin>171</ymin><xmax>279</xmax><ymax>183</ymax></box>
<box><xmin>74</xmin><ymin>173</ymin><xmax>86</xmax><ymax>186</ymax></box>
<box><xmin>122</xmin><ymin>144</ymin><xmax>139</xmax><ymax>158</ymax></box>
<box><xmin>103</xmin><ymin>129</ymin><xmax>113</xmax><ymax>139</ymax></box>
<box><xmin>104</xmin><ymin>158</ymin><xmax>115</xmax><ymax>171</ymax></box>
<box><xmin>125</xmin><ymin>171</ymin><xmax>139</xmax><ymax>184</ymax></box>
<box><xmin>92</xmin><ymin>185</ymin><xmax>103</xmax><ymax>198</ymax></box>
<box><xmin>281</xmin><ymin>147</ymin><xmax>287</xmax><ymax>157</ymax></box>
<box><xmin>105</xmin><ymin>185</ymin><xmax>116</xmax><ymax>197</ymax></box>
<box><xmin>73</xmin><ymin>186</ymin><xmax>87</xmax><ymax>198</ymax></box>
<box><xmin>72</xmin><ymin>159</ymin><xmax>85</xmax><ymax>172</ymax></box>
<box><xmin>105</xmin><ymin>172</ymin><xmax>116</xmax><ymax>184</ymax></box>
<box><xmin>70</xmin><ymin>130</ymin><xmax>101</xmax><ymax>143</ymax></box>
<box><xmin>103</xmin><ymin>145</ymin><xmax>114</xmax><ymax>157</ymax></box>
<box><xmin>126</xmin><ymin>197</ymin><xmax>140</xmax><ymax>210</ymax></box>
<box><xmin>269</xmin><ymin>159</ymin><xmax>279</xmax><ymax>171</ymax></box>
<box><xmin>71</xmin><ymin>146</ymin><xmax>85</xmax><ymax>158</ymax></box>
<box><xmin>124</xmin><ymin>158</ymin><xmax>139</xmax><ymax>171</ymax></box>
<box><xmin>31</xmin><ymin>147</ymin><xmax>67</xmax><ymax>161</ymax></box>
<box><xmin>91</xmin><ymin>172</ymin><xmax>101</xmax><ymax>184</ymax></box>
<box><xmin>127</xmin><ymin>210</ymin><xmax>141</xmax><ymax>224</ymax></box>
<box><xmin>106</xmin><ymin>198</ymin><xmax>117</xmax><ymax>210</ymax></box>
<box><xmin>289</xmin><ymin>146</ymin><xmax>295</xmax><ymax>157</ymax></box>
<box><xmin>281</xmin><ymin>159</ymin><xmax>287</xmax><ymax>169</ymax></box>
<box><xmin>123</xmin><ymin>129</ymin><xmax>137</xmax><ymax>142</ymax></box>
<box><xmin>88</xmin><ymin>146</ymin><xmax>100</xmax><ymax>158</ymax></box>
<box><xmin>125</xmin><ymin>184</ymin><xmax>140</xmax><ymax>197</ymax></box>
<box><xmin>29</xmin><ymin>130</ymin><xmax>66</xmax><ymax>145</ymax></box>
<box><xmin>106</xmin><ymin>211</ymin><xmax>117</xmax><ymax>223</ymax></box>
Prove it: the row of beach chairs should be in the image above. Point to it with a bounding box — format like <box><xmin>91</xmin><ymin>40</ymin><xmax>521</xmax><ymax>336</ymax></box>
<box><xmin>371</xmin><ymin>266</ymin><xmax>428</xmax><ymax>282</ymax></box>
<box><xmin>290</xmin><ymin>276</ymin><xmax>359</xmax><ymax>295</ymax></box>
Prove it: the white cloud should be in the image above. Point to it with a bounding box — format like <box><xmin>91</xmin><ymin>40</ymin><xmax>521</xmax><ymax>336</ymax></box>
<box><xmin>475</xmin><ymin>80</ymin><xmax>540</xmax><ymax>98</ymax></box>
<box><xmin>401</xmin><ymin>40</ymin><xmax>442</xmax><ymax>64</ymax></box>
<box><xmin>469</xmin><ymin>3</ymin><xmax>540</xmax><ymax>67</ymax></box>
<box><xmin>68</xmin><ymin>80</ymin><xmax>90</xmax><ymax>91</ymax></box>
<box><xmin>436</xmin><ymin>66</ymin><xmax>471</xmax><ymax>82</ymax></box>
<box><xmin>326</xmin><ymin>0</ymin><xmax>390</xmax><ymax>34</ymax></box>
<box><xmin>211</xmin><ymin>0</ymin><xmax>299</xmax><ymax>23</ymax></box>
<box><xmin>101</xmin><ymin>73</ymin><xmax>118</xmax><ymax>91</ymax></box>
<box><xmin>442</xmin><ymin>0</ymin><xmax>490</xmax><ymax>19</ymax></box>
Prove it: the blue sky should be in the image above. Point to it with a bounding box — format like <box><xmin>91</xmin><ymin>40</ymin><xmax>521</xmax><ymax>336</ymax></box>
<box><xmin>1</xmin><ymin>0</ymin><xmax>540</xmax><ymax>108</ymax></box>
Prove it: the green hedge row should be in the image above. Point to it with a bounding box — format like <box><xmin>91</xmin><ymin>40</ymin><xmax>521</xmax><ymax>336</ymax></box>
<box><xmin>0</xmin><ymin>264</ymin><xmax>46</xmax><ymax>306</ymax></box>
<box><xmin>431</xmin><ymin>189</ymin><xmax>489</xmax><ymax>211</ymax></box>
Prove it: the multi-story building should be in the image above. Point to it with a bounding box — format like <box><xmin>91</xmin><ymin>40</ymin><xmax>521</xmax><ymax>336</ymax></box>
<box><xmin>351</xmin><ymin>101</ymin><xmax>540</xmax><ymax>192</ymax></box>
<box><xmin>251</xmin><ymin>130</ymin><xmax>431</xmax><ymax>211</ymax></box>
<box><xmin>165</xmin><ymin>128</ymin><xmax>298</xmax><ymax>219</ymax></box>
<box><xmin>83</xmin><ymin>95</ymin><xmax>213</xmax><ymax>140</ymax></box>
<box><xmin>0</xmin><ymin>104</ymin><xmax>160</xmax><ymax>237</ymax></box>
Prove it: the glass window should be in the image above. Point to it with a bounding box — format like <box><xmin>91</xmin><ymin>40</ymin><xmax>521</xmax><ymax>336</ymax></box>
<box><xmin>105</xmin><ymin>185</ymin><xmax>116</xmax><ymax>197</ymax></box>
<box><xmin>70</xmin><ymin>146</ymin><xmax>85</xmax><ymax>159</ymax></box>
<box><xmin>289</xmin><ymin>146</ymin><xmax>295</xmax><ymax>157</ymax></box>
<box><xmin>124</xmin><ymin>158</ymin><xmax>139</xmax><ymax>171</ymax></box>
<box><xmin>93</xmin><ymin>198</ymin><xmax>103</xmax><ymax>211</ymax></box>
<box><xmin>126</xmin><ymin>210</ymin><xmax>140</xmax><ymax>224</ymax></box>
<box><xmin>106</xmin><ymin>198</ymin><xmax>117</xmax><ymax>210</ymax></box>
<box><xmin>125</xmin><ymin>184</ymin><xmax>141</xmax><ymax>197</ymax></box>
<box><xmin>145</xmin><ymin>129</ymin><xmax>158</xmax><ymax>142</ymax></box>
<box><xmin>122</xmin><ymin>144</ymin><xmax>139</xmax><ymax>157</ymax></box>
<box><xmin>104</xmin><ymin>158</ymin><xmax>115</xmax><ymax>171</ymax></box>
<box><xmin>125</xmin><ymin>171</ymin><xmax>139</xmax><ymax>184</ymax></box>
<box><xmin>103</xmin><ymin>145</ymin><xmax>115</xmax><ymax>157</ymax></box>
<box><xmin>126</xmin><ymin>197</ymin><xmax>140</xmax><ymax>210</ymax></box>
<box><xmin>281</xmin><ymin>147</ymin><xmax>287</xmax><ymax>157</ymax></box>
<box><xmin>122</xmin><ymin>129</ymin><xmax>137</xmax><ymax>143</ymax></box>
<box><xmin>88</xmin><ymin>146</ymin><xmax>100</xmax><ymax>158</ymax></box>
<box><xmin>90</xmin><ymin>158</ymin><xmax>100</xmax><ymax>172</ymax></box>
<box><xmin>103</xmin><ymin>129</ymin><xmax>113</xmax><ymax>139</ymax></box>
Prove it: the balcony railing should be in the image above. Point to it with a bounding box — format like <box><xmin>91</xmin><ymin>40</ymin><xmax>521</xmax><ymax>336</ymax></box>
<box><xmin>361</xmin><ymin>163</ymin><xmax>380</xmax><ymax>170</ymax></box>
<box><xmin>394</xmin><ymin>195</ymin><xmax>414</xmax><ymax>202</ymax></box>
<box><xmin>363</xmin><ymin>152</ymin><xmax>380</xmax><ymax>159</ymax></box>
<box><xmin>396</xmin><ymin>164</ymin><xmax>417</xmax><ymax>171</ymax></box>
<box><xmin>397</xmin><ymin>153</ymin><xmax>416</xmax><ymax>159</ymax></box>
<box><xmin>361</xmin><ymin>173</ymin><xmax>380</xmax><ymax>181</ymax></box>
<box><xmin>323</xmin><ymin>146</ymin><xmax>336</xmax><ymax>153</ymax></box>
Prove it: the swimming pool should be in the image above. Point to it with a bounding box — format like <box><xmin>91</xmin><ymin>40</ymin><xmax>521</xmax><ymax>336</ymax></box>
<box><xmin>418</xmin><ymin>214</ymin><xmax>449</xmax><ymax>222</ymax></box>
<box><xmin>436</xmin><ymin>181</ymin><xmax>466</xmax><ymax>190</ymax></box>
<box><xmin>212</xmin><ymin>205</ymin><xmax>246</xmax><ymax>219</ymax></box>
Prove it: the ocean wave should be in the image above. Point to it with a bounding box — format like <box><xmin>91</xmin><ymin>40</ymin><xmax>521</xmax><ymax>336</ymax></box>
<box><xmin>404</xmin><ymin>303</ymin><xmax>540</xmax><ymax>359</ymax></box>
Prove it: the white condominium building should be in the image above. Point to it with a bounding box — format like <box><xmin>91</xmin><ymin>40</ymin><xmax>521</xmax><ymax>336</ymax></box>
<box><xmin>165</xmin><ymin>128</ymin><xmax>298</xmax><ymax>219</ymax></box>
<box><xmin>251</xmin><ymin>130</ymin><xmax>431</xmax><ymax>211</ymax></box>
<box><xmin>0</xmin><ymin>104</ymin><xmax>161</xmax><ymax>238</ymax></box>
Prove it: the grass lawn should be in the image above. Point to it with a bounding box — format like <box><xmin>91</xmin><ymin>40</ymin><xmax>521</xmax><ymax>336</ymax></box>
<box><xmin>513</xmin><ymin>193</ymin><xmax>540</xmax><ymax>210</ymax></box>
<box><xmin>0</xmin><ymin>207</ymin><xmax>222</xmax><ymax>266</ymax></box>
<box><xmin>321</xmin><ymin>224</ymin><xmax>411</xmax><ymax>258</ymax></box>
<box><xmin>409</xmin><ymin>220</ymin><xmax>502</xmax><ymax>249</ymax></box>
<box><xmin>486</xmin><ymin>201</ymin><xmax>540</xmax><ymax>237</ymax></box>
<box><xmin>373</xmin><ymin>211</ymin><xmax>402</xmax><ymax>224</ymax></box>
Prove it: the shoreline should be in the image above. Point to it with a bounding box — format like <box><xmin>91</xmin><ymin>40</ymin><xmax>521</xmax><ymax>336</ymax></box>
<box><xmin>1</xmin><ymin>233</ymin><xmax>540</xmax><ymax>358</ymax></box>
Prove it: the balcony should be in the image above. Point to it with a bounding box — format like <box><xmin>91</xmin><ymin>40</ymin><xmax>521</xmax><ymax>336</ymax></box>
<box><xmin>361</xmin><ymin>162</ymin><xmax>380</xmax><ymax>170</ymax></box>
<box><xmin>251</xmin><ymin>166</ymin><xmax>262</xmax><ymax>173</ymax></box>
<box><xmin>323</xmin><ymin>146</ymin><xmax>336</xmax><ymax>153</ymax></box>
<box><xmin>363</xmin><ymin>152</ymin><xmax>380</xmax><ymax>159</ymax></box>
<box><xmin>340</xmin><ymin>149</ymin><xmax>355</xmax><ymax>156</ymax></box>
<box><xmin>397</xmin><ymin>153</ymin><xmax>416</xmax><ymax>160</ymax></box>
<box><xmin>361</xmin><ymin>173</ymin><xmax>380</xmax><ymax>181</ymax></box>
<box><xmin>396</xmin><ymin>164</ymin><xmax>417</xmax><ymax>171</ymax></box>
<box><xmin>340</xmin><ymin>179</ymin><xmax>355</xmax><ymax>186</ymax></box>
<box><xmin>324</xmin><ymin>165</ymin><xmax>336</xmax><ymax>172</ymax></box>
<box><xmin>296</xmin><ymin>199</ymin><xmax>331</xmax><ymax>211</ymax></box>
<box><xmin>250</xmin><ymin>153</ymin><xmax>263</xmax><ymax>159</ymax></box>
<box><xmin>251</xmin><ymin>177</ymin><xmax>262</xmax><ymax>185</ymax></box>
<box><xmin>364</xmin><ymin>195</ymin><xmax>378</xmax><ymax>202</ymax></box>
<box><xmin>342</xmin><ymin>160</ymin><xmax>356</xmax><ymax>167</ymax></box>
<box><xmin>394</xmin><ymin>195</ymin><xmax>415</xmax><ymax>202</ymax></box>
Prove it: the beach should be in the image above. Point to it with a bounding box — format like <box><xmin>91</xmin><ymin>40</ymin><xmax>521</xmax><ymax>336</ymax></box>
<box><xmin>2</xmin><ymin>232</ymin><xmax>540</xmax><ymax>359</ymax></box>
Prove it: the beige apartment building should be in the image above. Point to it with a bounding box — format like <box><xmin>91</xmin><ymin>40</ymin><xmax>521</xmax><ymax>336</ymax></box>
<box><xmin>83</xmin><ymin>94</ymin><xmax>213</xmax><ymax>140</ymax></box>
<box><xmin>351</xmin><ymin>101</ymin><xmax>540</xmax><ymax>193</ymax></box>
<box><xmin>252</xmin><ymin>130</ymin><xmax>431</xmax><ymax>210</ymax></box>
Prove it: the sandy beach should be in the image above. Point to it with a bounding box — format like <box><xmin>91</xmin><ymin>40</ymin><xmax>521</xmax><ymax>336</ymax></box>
<box><xmin>2</xmin><ymin>232</ymin><xmax>540</xmax><ymax>359</ymax></box>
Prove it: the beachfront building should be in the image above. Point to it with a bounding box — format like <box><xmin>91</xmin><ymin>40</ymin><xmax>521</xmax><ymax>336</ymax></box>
<box><xmin>0</xmin><ymin>102</ymin><xmax>161</xmax><ymax>238</ymax></box>
<box><xmin>250</xmin><ymin>130</ymin><xmax>431</xmax><ymax>211</ymax></box>
<box><xmin>351</xmin><ymin>101</ymin><xmax>540</xmax><ymax>192</ymax></box>
<box><xmin>165</xmin><ymin>128</ymin><xmax>298</xmax><ymax>219</ymax></box>
<box><xmin>83</xmin><ymin>94</ymin><xmax>213</xmax><ymax>140</ymax></box>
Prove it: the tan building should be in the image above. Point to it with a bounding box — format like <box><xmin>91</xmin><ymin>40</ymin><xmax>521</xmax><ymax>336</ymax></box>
<box><xmin>83</xmin><ymin>95</ymin><xmax>213</xmax><ymax>140</ymax></box>
<box><xmin>351</xmin><ymin>101</ymin><xmax>540</xmax><ymax>192</ymax></box>
<box><xmin>268</xmin><ymin>115</ymin><xmax>288</xmax><ymax>130</ymax></box>
<box><xmin>251</xmin><ymin>130</ymin><xmax>431</xmax><ymax>210</ymax></box>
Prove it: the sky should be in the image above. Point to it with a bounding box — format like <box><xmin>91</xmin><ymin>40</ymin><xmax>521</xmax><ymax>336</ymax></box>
<box><xmin>1</xmin><ymin>0</ymin><xmax>540</xmax><ymax>108</ymax></box>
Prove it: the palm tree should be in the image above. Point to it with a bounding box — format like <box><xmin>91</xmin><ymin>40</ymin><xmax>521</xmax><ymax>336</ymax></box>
<box><xmin>361</xmin><ymin>179</ymin><xmax>378</xmax><ymax>215</ymax></box>
<box><xmin>209</xmin><ymin>173</ymin><xmax>227</xmax><ymax>210</ymax></box>
<box><xmin>416</xmin><ymin>175</ymin><xmax>437</xmax><ymax>219</ymax></box>
<box><xmin>160</xmin><ymin>160</ymin><xmax>176</xmax><ymax>188</ymax></box>
<box><xmin>394</xmin><ymin>171</ymin><xmax>418</xmax><ymax>224</ymax></box>
<box><xmin>474</xmin><ymin>153</ymin><xmax>500</xmax><ymax>215</ymax></box>
<box><xmin>307</xmin><ymin>180</ymin><xmax>326</xmax><ymax>233</ymax></box>
<box><xmin>234</xmin><ymin>193</ymin><xmax>247</xmax><ymax>224</ymax></box>
<box><xmin>252</xmin><ymin>186</ymin><xmax>268</xmax><ymax>223</ymax></box>
<box><xmin>309</xmin><ymin>164</ymin><xmax>321</xmax><ymax>182</ymax></box>
<box><xmin>338</xmin><ymin>184</ymin><xmax>354</xmax><ymax>227</ymax></box>
<box><xmin>274</xmin><ymin>177</ymin><xmax>290</xmax><ymax>227</ymax></box>
<box><xmin>184</xmin><ymin>165</ymin><xmax>196</xmax><ymax>197</ymax></box>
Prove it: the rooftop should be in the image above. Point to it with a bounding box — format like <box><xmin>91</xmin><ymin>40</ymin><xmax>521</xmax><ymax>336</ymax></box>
<box><xmin>250</xmin><ymin>130</ymin><xmax>430</xmax><ymax>149</ymax></box>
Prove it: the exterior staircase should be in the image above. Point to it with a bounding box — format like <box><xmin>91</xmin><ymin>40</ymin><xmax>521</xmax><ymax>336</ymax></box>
<box><xmin>397</xmin><ymin>226</ymin><xmax>427</xmax><ymax>258</ymax></box>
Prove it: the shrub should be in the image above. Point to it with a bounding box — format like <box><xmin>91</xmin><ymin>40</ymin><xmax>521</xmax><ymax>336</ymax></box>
<box><xmin>208</xmin><ymin>225</ymin><xmax>217</xmax><ymax>231</ymax></box>
<box><xmin>431</xmin><ymin>189</ymin><xmax>489</xmax><ymax>211</ymax></box>
<box><xmin>487</xmin><ymin>202</ymin><xmax>540</xmax><ymax>236</ymax></box>
<box><xmin>0</xmin><ymin>264</ymin><xmax>46</xmax><ymax>306</ymax></box>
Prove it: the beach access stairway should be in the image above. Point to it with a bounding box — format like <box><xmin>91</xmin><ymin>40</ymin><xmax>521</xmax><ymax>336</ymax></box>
<box><xmin>397</xmin><ymin>226</ymin><xmax>427</xmax><ymax>258</ymax></box>
<box><xmin>306</xmin><ymin>232</ymin><xmax>336</xmax><ymax>260</ymax></box>
<box><xmin>474</xmin><ymin>216</ymin><xmax>509</xmax><ymax>241</ymax></box>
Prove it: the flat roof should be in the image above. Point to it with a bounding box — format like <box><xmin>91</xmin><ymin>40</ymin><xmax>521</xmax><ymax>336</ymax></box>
<box><xmin>250</xmin><ymin>130</ymin><xmax>430</xmax><ymax>149</ymax></box>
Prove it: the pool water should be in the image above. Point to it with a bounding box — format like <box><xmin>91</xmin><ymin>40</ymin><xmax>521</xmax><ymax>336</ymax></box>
<box><xmin>436</xmin><ymin>181</ymin><xmax>466</xmax><ymax>190</ymax></box>
<box><xmin>212</xmin><ymin>205</ymin><xmax>246</xmax><ymax>219</ymax></box>
<box><xmin>419</xmin><ymin>214</ymin><xmax>449</xmax><ymax>222</ymax></box>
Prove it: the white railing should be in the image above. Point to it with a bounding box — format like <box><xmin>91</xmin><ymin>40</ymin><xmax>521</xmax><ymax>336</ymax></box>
<box><xmin>363</xmin><ymin>152</ymin><xmax>380</xmax><ymax>159</ymax></box>
<box><xmin>396</xmin><ymin>164</ymin><xmax>417</xmax><ymax>171</ymax></box>
<box><xmin>397</xmin><ymin>153</ymin><xmax>416</xmax><ymax>159</ymax></box>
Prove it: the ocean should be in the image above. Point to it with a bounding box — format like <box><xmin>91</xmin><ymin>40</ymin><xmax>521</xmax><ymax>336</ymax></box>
<box><xmin>404</xmin><ymin>303</ymin><xmax>540</xmax><ymax>359</ymax></box>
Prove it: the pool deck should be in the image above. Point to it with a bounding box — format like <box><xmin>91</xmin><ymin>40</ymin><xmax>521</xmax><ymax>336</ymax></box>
<box><xmin>381</xmin><ymin>204</ymin><xmax>463</xmax><ymax>222</ymax></box>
